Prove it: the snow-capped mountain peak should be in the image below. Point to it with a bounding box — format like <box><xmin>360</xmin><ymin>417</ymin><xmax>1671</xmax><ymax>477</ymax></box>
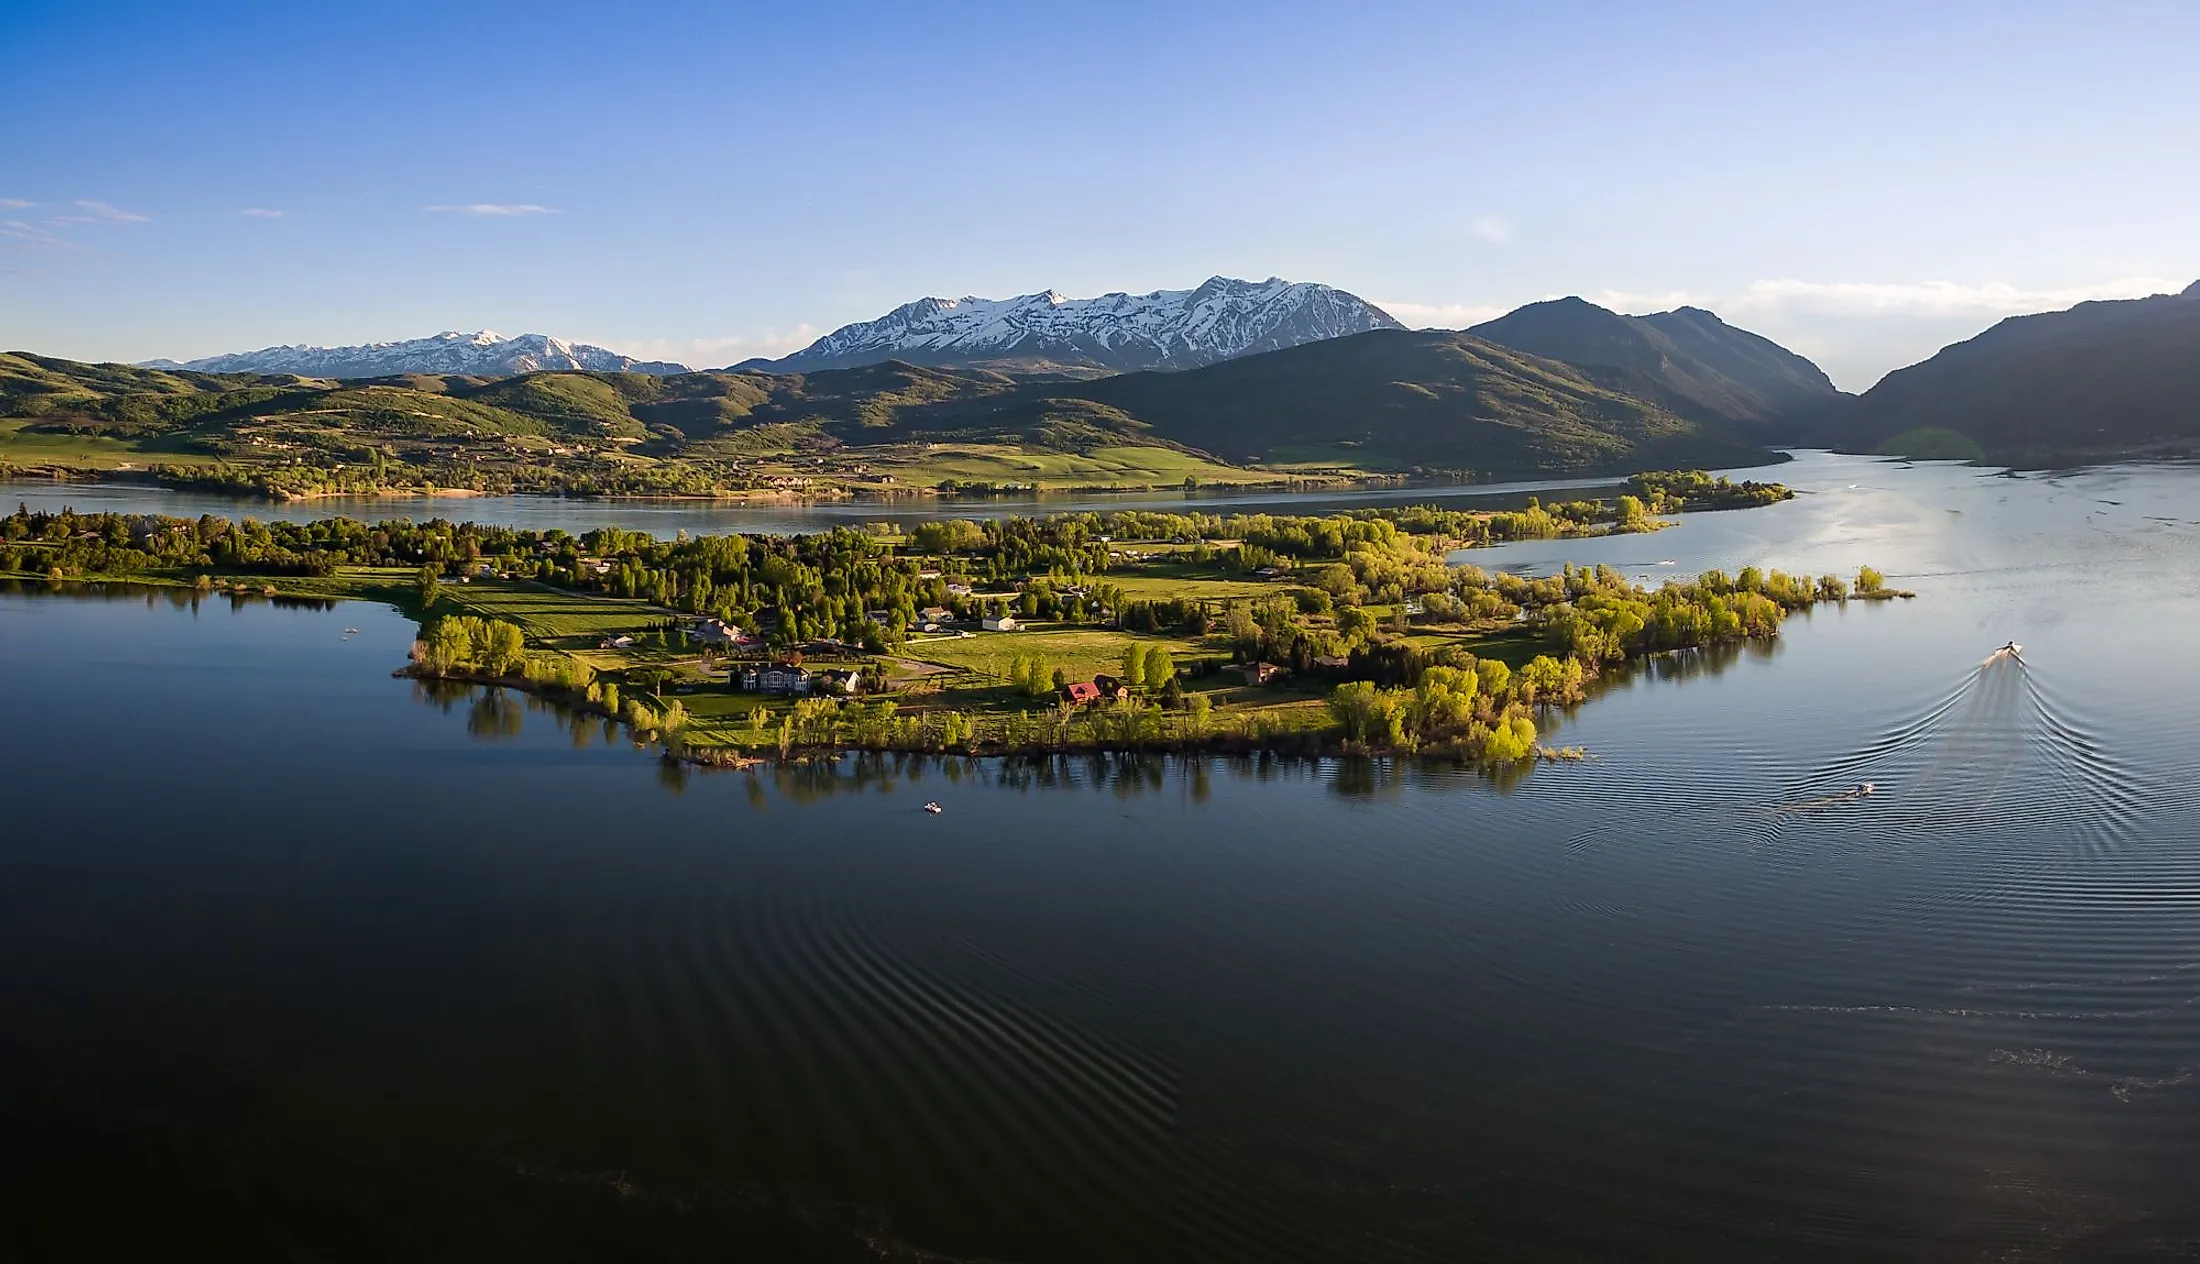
<box><xmin>145</xmin><ymin>331</ymin><xmax>689</xmax><ymax>379</ymax></box>
<box><xmin>744</xmin><ymin>276</ymin><xmax>1403</xmax><ymax>373</ymax></box>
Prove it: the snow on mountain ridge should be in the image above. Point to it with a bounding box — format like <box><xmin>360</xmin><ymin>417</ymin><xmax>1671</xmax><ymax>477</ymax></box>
<box><xmin>750</xmin><ymin>276</ymin><xmax>1403</xmax><ymax>373</ymax></box>
<box><xmin>148</xmin><ymin>330</ymin><xmax>690</xmax><ymax>379</ymax></box>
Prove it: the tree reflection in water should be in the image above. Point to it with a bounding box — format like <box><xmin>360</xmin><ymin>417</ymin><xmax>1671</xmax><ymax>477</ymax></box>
<box><xmin>409</xmin><ymin>678</ymin><xmax>1555</xmax><ymax>807</ymax></box>
<box><xmin>465</xmin><ymin>688</ymin><xmax>524</xmax><ymax>741</ymax></box>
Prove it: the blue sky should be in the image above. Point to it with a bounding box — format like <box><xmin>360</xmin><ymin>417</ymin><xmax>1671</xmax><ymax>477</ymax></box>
<box><xmin>4</xmin><ymin>0</ymin><xmax>2194</xmax><ymax>388</ymax></box>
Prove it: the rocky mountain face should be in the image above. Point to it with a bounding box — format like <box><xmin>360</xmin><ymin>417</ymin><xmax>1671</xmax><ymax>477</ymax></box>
<box><xmin>143</xmin><ymin>331</ymin><xmax>689</xmax><ymax>379</ymax></box>
<box><xmin>741</xmin><ymin>276</ymin><xmax>1404</xmax><ymax>373</ymax></box>
<box><xmin>1468</xmin><ymin>298</ymin><xmax>1841</xmax><ymax>430</ymax></box>
<box><xmin>1831</xmin><ymin>281</ymin><xmax>2200</xmax><ymax>462</ymax></box>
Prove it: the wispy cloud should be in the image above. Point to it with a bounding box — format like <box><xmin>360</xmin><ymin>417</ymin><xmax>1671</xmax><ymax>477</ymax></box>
<box><xmin>425</xmin><ymin>203</ymin><xmax>559</xmax><ymax>217</ymax></box>
<box><xmin>49</xmin><ymin>199</ymin><xmax>151</xmax><ymax>225</ymax></box>
<box><xmin>1</xmin><ymin>220</ymin><xmax>69</xmax><ymax>248</ymax></box>
<box><xmin>240</xmin><ymin>207</ymin><xmax>287</xmax><ymax>219</ymax></box>
<box><xmin>1372</xmin><ymin>300</ymin><xmax>1505</xmax><ymax>329</ymax></box>
<box><xmin>1587</xmin><ymin>288</ymin><xmax>1708</xmax><ymax>314</ymax></box>
<box><xmin>1729</xmin><ymin>276</ymin><xmax>2182</xmax><ymax>318</ymax></box>
<box><xmin>1465</xmin><ymin>215</ymin><xmax>1512</xmax><ymax>245</ymax></box>
<box><xmin>0</xmin><ymin>198</ymin><xmax>31</xmax><ymax>211</ymax></box>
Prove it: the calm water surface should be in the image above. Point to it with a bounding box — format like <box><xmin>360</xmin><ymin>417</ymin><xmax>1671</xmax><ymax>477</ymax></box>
<box><xmin>4</xmin><ymin>452</ymin><xmax>2200</xmax><ymax>1260</ymax></box>
<box><xmin>0</xmin><ymin>469</ymin><xmax>1640</xmax><ymax>536</ymax></box>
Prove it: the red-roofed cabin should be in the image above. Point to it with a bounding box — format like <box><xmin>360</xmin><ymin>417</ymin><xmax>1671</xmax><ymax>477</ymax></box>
<box><xmin>1063</xmin><ymin>681</ymin><xmax>1103</xmax><ymax>705</ymax></box>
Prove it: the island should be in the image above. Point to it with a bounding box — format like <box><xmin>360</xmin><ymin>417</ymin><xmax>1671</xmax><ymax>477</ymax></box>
<box><xmin>3</xmin><ymin>471</ymin><xmax>1902</xmax><ymax>768</ymax></box>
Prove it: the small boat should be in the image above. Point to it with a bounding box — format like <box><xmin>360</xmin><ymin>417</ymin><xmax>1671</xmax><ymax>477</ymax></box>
<box><xmin>1655</xmin><ymin>559</ymin><xmax>1676</xmax><ymax>566</ymax></box>
<box><xmin>343</xmin><ymin>627</ymin><xmax>360</xmax><ymax>634</ymax></box>
<box><xmin>923</xmin><ymin>802</ymin><xmax>943</xmax><ymax>815</ymax></box>
<box><xmin>1992</xmin><ymin>640</ymin><xmax>2023</xmax><ymax>658</ymax></box>
<box><xmin>1853</xmin><ymin>781</ymin><xmax>1876</xmax><ymax>796</ymax></box>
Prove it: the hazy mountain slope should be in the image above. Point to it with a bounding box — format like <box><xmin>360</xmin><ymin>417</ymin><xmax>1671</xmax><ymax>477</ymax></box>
<box><xmin>7</xmin><ymin>332</ymin><xmax>1775</xmax><ymax>481</ymax></box>
<box><xmin>1469</xmin><ymin>298</ymin><xmax>1840</xmax><ymax>429</ymax></box>
<box><xmin>145</xmin><ymin>331</ymin><xmax>689</xmax><ymax>378</ymax></box>
<box><xmin>745</xmin><ymin>276</ymin><xmax>1403</xmax><ymax>373</ymax></box>
<box><xmin>2</xmin><ymin>353</ymin><xmax>257</xmax><ymax>416</ymax></box>
<box><xmin>1</xmin><ymin>354</ymin><xmax>1035</xmax><ymax>455</ymax></box>
<box><xmin>1034</xmin><ymin>329</ymin><xmax>1773</xmax><ymax>474</ymax></box>
<box><xmin>1835</xmin><ymin>281</ymin><xmax>2200</xmax><ymax>462</ymax></box>
<box><xmin>1636</xmin><ymin>307</ymin><xmax>1838</xmax><ymax>409</ymax></box>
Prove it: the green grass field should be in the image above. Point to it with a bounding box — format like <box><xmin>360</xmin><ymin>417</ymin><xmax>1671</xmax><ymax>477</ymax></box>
<box><xmin>850</xmin><ymin>443</ymin><xmax>1282</xmax><ymax>490</ymax></box>
<box><xmin>433</xmin><ymin>579</ymin><xmax>667</xmax><ymax>645</ymax></box>
<box><xmin>1107</xmin><ymin>569</ymin><xmax>1281</xmax><ymax>601</ymax></box>
<box><xmin>0</xmin><ymin>419</ymin><xmax>218</xmax><ymax>469</ymax></box>
<box><xmin>902</xmin><ymin>623</ymin><xmax>1217</xmax><ymax>682</ymax></box>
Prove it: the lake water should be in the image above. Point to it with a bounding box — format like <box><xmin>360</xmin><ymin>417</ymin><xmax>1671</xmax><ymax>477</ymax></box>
<box><xmin>0</xmin><ymin>469</ymin><xmax>1642</xmax><ymax>536</ymax></box>
<box><xmin>4</xmin><ymin>452</ymin><xmax>2200</xmax><ymax>1260</ymax></box>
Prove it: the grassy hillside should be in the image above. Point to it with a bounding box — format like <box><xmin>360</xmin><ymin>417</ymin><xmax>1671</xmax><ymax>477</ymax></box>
<box><xmin>1052</xmin><ymin>329</ymin><xmax>1769</xmax><ymax>476</ymax></box>
<box><xmin>0</xmin><ymin>332</ymin><xmax>1777</xmax><ymax>498</ymax></box>
<box><xmin>1467</xmin><ymin>298</ymin><xmax>1842</xmax><ymax>431</ymax></box>
<box><xmin>1830</xmin><ymin>283</ymin><xmax>2200</xmax><ymax>464</ymax></box>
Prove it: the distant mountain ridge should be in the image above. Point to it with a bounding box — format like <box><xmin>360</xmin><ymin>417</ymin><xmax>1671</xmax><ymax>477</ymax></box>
<box><xmin>1468</xmin><ymin>297</ymin><xmax>1841</xmax><ymax>430</ymax></box>
<box><xmin>1040</xmin><ymin>328</ymin><xmax>1769</xmax><ymax>473</ymax></box>
<box><xmin>13</xmin><ymin>323</ymin><xmax>1774</xmax><ymax>487</ymax></box>
<box><xmin>740</xmin><ymin>276</ymin><xmax>1404</xmax><ymax>374</ymax></box>
<box><xmin>1830</xmin><ymin>280</ymin><xmax>2200</xmax><ymax>462</ymax></box>
<box><xmin>143</xmin><ymin>331</ymin><xmax>690</xmax><ymax>379</ymax></box>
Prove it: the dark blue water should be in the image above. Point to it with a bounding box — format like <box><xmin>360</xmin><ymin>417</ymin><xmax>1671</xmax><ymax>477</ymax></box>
<box><xmin>3</xmin><ymin>453</ymin><xmax>2199</xmax><ymax>1260</ymax></box>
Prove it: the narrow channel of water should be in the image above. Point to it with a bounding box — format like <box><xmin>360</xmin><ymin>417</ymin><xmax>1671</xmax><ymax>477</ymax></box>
<box><xmin>0</xmin><ymin>468</ymin><xmax>1648</xmax><ymax>536</ymax></box>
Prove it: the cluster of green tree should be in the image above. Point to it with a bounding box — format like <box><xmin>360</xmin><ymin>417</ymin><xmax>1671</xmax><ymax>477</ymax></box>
<box><xmin>1533</xmin><ymin>563</ymin><xmax>1859</xmax><ymax>663</ymax></box>
<box><xmin>0</xmin><ymin>505</ymin><xmax>582</xmax><ymax>579</ymax></box>
<box><xmin>1120</xmin><ymin>643</ymin><xmax>1178</xmax><ymax>699</ymax></box>
<box><xmin>1117</xmin><ymin>596</ymin><xmax>1212</xmax><ymax>634</ymax></box>
<box><xmin>1079</xmin><ymin>489</ymin><xmax>1702</xmax><ymax>559</ymax></box>
<box><xmin>416</xmin><ymin>615</ymin><xmax>529</xmax><ymax>676</ymax></box>
<box><xmin>1326</xmin><ymin>647</ymin><xmax>1597</xmax><ymax>761</ymax></box>
<box><xmin>151</xmin><ymin>455</ymin><xmax>740</xmax><ymax>501</ymax></box>
<box><xmin>1331</xmin><ymin>672</ymin><xmax>1529</xmax><ymax>762</ymax></box>
<box><xmin>714</xmin><ymin>689</ymin><xmax>1268</xmax><ymax>759</ymax></box>
<box><xmin>1005</xmin><ymin>653</ymin><xmax>1057</xmax><ymax>697</ymax></box>
<box><xmin>1624</xmin><ymin>469</ymin><xmax>1792</xmax><ymax>512</ymax></box>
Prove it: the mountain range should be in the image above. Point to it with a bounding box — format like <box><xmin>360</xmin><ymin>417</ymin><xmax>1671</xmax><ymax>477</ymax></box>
<box><xmin>8</xmin><ymin>314</ymin><xmax>1773</xmax><ymax>489</ymax></box>
<box><xmin>737</xmin><ymin>276</ymin><xmax>1405</xmax><ymax>374</ymax></box>
<box><xmin>142</xmin><ymin>331</ymin><xmax>690</xmax><ymax>379</ymax></box>
<box><xmin>42</xmin><ymin>272</ymin><xmax>2200</xmax><ymax>489</ymax></box>
<box><xmin>1467</xmin><ymin>298</ymin><xmax>1842</xmax><ymax>432</ymax></box>
<box><xmin>1828</xmin><ymin>280</ymin><xmax>2200</xmax><ymax>462</ymax></box>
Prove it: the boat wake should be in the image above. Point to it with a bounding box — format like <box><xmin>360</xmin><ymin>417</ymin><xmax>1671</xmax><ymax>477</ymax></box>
<box><xmin>1565</xmin><ymin>650</ymin><xmax>2157</xmax><ymax>859</ymax></box>
<box><xmin>1771</xmin><ymin>650</ymin><xmax>2153</xmax><ymax>856</ymax></box>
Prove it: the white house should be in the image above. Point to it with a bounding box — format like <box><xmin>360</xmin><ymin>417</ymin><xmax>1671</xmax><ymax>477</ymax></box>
<box><xmin>981</xmin><ymin>614</ymin><xmax>1019</xmax><ymax>632</ymax></box>
<box><xmin>740</xmin><ymin>663</ymin><xmax>812</xmax><ymax>694</ymax></box>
